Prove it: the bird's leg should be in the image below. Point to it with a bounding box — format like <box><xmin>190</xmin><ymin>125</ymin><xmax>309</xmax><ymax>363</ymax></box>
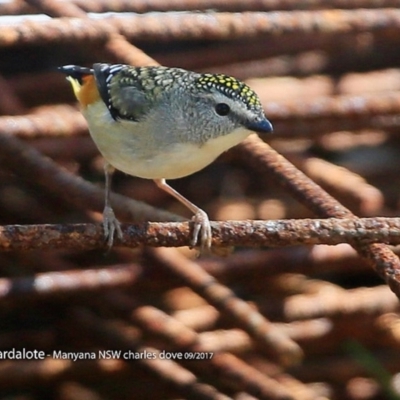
<box><xmin>154</xmin><ymin>178</ymin><xmax>212</xmax><ymax>249</ymax></box>
<box><xmin>103</xmin><ymin>162</ymin><xmax>123</xmax><ymax>247</ymax></box>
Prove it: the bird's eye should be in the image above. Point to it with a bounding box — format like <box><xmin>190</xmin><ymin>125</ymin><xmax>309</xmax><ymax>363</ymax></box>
<box><xmin>215</xmin><ymin>103</ymin><xmax>230</xmax><ymax>116</ymax></box>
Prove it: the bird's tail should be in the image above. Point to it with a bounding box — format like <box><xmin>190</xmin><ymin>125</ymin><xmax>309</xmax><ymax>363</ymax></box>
<box><xmin>58</xmin><ymin>65</ymin><xmax>97</xmax><ymax>106</ymax></box>
<box><xmin>58</xmin><ymin>65</ymin><xmax>94</xmax><ymax>82</ymax></box>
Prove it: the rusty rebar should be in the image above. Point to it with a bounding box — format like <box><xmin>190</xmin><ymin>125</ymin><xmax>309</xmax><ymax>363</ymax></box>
<box><xmin>1</xmin><ymin>217</ymin><xmax>400</xmax><ymax>251</ymax></box>
<box><xmin>71</xmin><ymin>308</ymin><xmax>235</xmax><ymax>400</ymax></box>
<box><xmin>262</xmin><ymin>285</ymin><xmax>399</xmax><ymax>321</ymax></box>
<box><xmin>25</xmin><ymin>0</ymin><xmax>88</xmax><ymax>18</ymax></box>
<box><xmin>0</xmin><ymin>74</ymin><xmax>26</xmax><ymax>115</ymax></box>
<box><xmin>0</xmin><ymin>105</ymin><xmax>87</xmax><ymax>138</ymax></box>
<box><xmin>0</xmin><ymin>264</ymin><xmax>142</xmax><ymax>301</ymax></box>
<box><xmin>107</xmin><ymin>293</ymin><xmax>303</xmax><ymax>399</ymax></box>
<box><xmin>1</xmin><ymin>1</ymin><xmax>400</xmax><ymax>398</ymax></box>
<box><xmin>148</xmin><ymin>247</ymin><xmax>303</xmax><ymax>366</ymax></box>
<box><xmin>238</xmin><ymin>136</ymin><xmax>400</xmax><ymax>298</ymax></box>
<box><xmin>0</xmin><ymin>128</ymin><xmax>183</xmax><ymax>224</ymax></box>
<box><xmin>0</xmin><ymin>358</ymin><xmax>130</xmax><ymax>390</ymax></box>
<box><xmin>24</xmin><ymin>0</ymin><xmax>161</xmax><ymax>67</ymax></box>
<box><xmin>74</xmin><ymin>0</ymin><xmax>400</xmax><ymax>12</ymax></box>
<box><xmin>4</xmin><ymin>0</ymin><xmax>400</xmax><ymax>15</ymax></box>
<box><xmin>2</xmin><ymin>10</ymin><xmax>400</xmax><ymax>47</ymax></box>
<box><xmin>197</xmin><ymin>245</ymin><xmax>367</xmax><ymax>280</ymax></box>
<box><xmin>296</xmin><ymin>157</ymin><xmax>384</xmax><ymax>215</ymax></box>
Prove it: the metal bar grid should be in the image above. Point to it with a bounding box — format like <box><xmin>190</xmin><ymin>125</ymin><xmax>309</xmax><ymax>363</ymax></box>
<box><xmin>0</xmin><ymin>1</ymin><xmax>400</xmax><ymax>399</ymax></box>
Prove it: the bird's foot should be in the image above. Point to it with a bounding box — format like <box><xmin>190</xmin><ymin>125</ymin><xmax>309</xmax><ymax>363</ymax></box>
<box><xmin>103</xmin><ymin>205</ymin><xmax>123</xmax><ymax>248</ymax></box>
<box><xmin>191</xmin><ymin>209</ymin><xmax>212</xmax><ymax>250</ymax></box>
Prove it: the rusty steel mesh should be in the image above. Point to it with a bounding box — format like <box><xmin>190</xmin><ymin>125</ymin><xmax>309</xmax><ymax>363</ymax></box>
<box><xmin>1</xmin><ymin>1</ymin><xmax>400</xmax><ymax>399</ymax></box>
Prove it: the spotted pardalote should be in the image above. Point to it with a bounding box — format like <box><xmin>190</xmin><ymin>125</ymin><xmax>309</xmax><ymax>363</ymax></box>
<box><xmin>59</xmin><ymin>63</ymin><xmax>273</xmax><ymax>249</ymax></box>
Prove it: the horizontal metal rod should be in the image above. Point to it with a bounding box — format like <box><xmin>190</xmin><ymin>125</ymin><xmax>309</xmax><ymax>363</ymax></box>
<box><xmin>1</xmin><ymin>217</ymin><xmax>400</xmax><ymax>251</ymax></box>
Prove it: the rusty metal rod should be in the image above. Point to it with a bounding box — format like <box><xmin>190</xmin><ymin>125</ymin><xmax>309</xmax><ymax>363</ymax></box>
<box><xmin>148</xmin><ymin>247</ymin><xmax>303</xmax><ymax>366</ymax></box>
<box><xmin>0</xmin><ymin>129</ymin><xmax>183</xmax><ymax>224</ymax></box>
<box><xmin>0</xmin><ymin>105</ymin><xmax>87</xmax><ymax>138</ymax></box>
<box><xmin>238</xmin><ymin>136</ymin><xmax>400</xmax><ymax>298</ymax></box>
<box><xmin>0</xmin><ymin>264</ymin><xmax>142</xmax><ymax>301</ymax></box>
<box><xmin>4</xmin><ymin>0</ymin><xmax>400</xmax><ymax>15</ymax></box>
<box><xmin>2</xmin><ymin>10</ymin><xmax>400</xmax><ymax>47</ymax></box>
<box><xmin>107</xmin><ymin>293</ymin><xmax>302</xmax><ymax>397</ymax></box>
<box><xmin>262</xmin><ymin>285</ymin><xmax>399</xmax><ymax>321</ymax></box>
<box><xmin>71</xmin><ymin>308</ymin><xmax>234</xmax><ymax>400</ymax></box>
<box><xmin>1</xmin><ymin>217</ymin><xmax>400</xmax><ymax>251</ymax></box>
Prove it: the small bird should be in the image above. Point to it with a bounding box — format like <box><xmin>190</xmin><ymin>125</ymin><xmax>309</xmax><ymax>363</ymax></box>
<box><xmin>59</xmin><ymin>63</ymin><xmax>273</xmax><ymax>249</ymax></box>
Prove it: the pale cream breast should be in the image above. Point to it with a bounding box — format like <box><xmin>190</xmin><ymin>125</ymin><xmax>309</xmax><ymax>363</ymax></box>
<box><xmin>83</xmin><ymin>100</ymin><xmax>252</xmax><ymax>180</ymax></box>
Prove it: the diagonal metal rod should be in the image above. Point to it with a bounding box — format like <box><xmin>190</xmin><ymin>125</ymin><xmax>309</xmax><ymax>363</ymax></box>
<box><xmin>238</xmin><ymin>136</ymin><xmax>400</xmax><ymax>297</ymax></box>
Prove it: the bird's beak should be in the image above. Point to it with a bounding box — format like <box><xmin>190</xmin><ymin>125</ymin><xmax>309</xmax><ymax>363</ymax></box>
<box><xmin>247</xmin><ymin>118</ymin><xmax>273</xmax><ymax>133</ymax></box>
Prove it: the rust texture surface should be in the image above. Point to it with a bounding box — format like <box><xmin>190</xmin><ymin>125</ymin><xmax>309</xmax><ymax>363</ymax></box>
<box><xmin>1</xmin><ymin>1</ymin><xmax>400</xmax><ymax>399</ymax></box>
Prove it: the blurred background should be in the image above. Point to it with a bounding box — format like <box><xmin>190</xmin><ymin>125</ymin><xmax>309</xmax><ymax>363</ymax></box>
<box><xmin>1</xmin><ymin>1</ymin><xmax>400</xmax><ymax>399</ymax></box>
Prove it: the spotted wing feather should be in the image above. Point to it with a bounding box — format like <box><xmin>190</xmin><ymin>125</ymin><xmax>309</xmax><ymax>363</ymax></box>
<box><xmin>93</xmin><ymin>63</ymin><xmax>150</xmax><ymax>122</ymax></box>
